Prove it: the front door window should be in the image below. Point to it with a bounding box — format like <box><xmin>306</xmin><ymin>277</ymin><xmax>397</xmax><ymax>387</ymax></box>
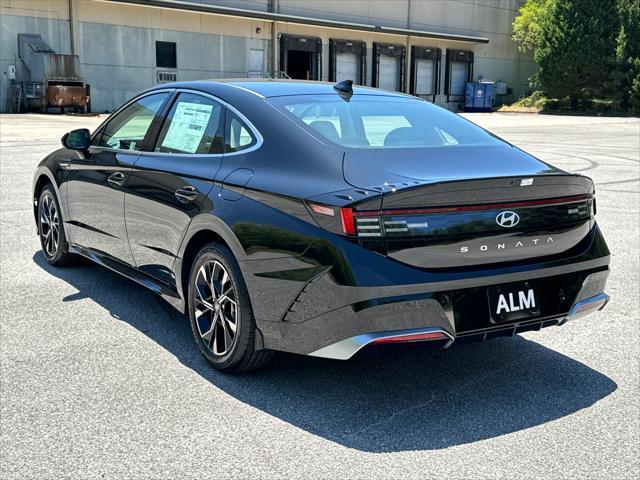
<box><xmin>97</xmin><ymin>93</ymin><xmax>169</xmax><ymax>150</ymax></box>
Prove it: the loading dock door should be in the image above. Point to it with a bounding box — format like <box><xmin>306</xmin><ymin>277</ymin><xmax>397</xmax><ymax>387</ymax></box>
<box><xmin>450</xmin><ymin>62</ymin><xmax>468</xmax><ymax>96</ymax></box>
<box><xmin>329</xmin><ymin>39</ymin><xmax>366</xmax><ymax>84</ymax></box>
<box><xmin>372</xmin><ymin>43</ymin><xmax>405</xmax><ymax>92</ymax></box>
<box><xmin>410</xmin><ymin>46</ymin><xmax>441</xmax><ymax>100</ymax></box>
<box><xmin>336</xmin><ymin>52</ymin><xmax>358</xmax><ymax>83</ymax></box>
<box><xmin>445</xmin><ymin>49</ymin><xmax>474</xmax><ymax>101</ymax></box>
<box><xmin>415</xmin><ymin>60</ymin><xmax>434</xmax><ymax>95</ymax></box>
<box><xmin>287</xmin><ymin>51</ymin><xmax>313</xmax><ymax>79</ymax></box>
<box><xmin>378</xmin><ymin>55</ymin><xmax>399</xmax><ymax>90</ymax></box>
<box><xmin>280</xmin><ymin>34</ymin><xmax>322</xmax><ymax>80</ymax></box>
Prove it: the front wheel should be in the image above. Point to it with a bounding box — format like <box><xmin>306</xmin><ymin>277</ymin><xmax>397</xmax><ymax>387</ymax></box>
<box><xmin>188</xmin><ymin>243</ymin><xmax>272</xmax><ymax>372</ymax></box>
<box><xmin>38</xmin><ymin>185</ymin><xmax>75</xmax><ymax>266</ymax></box>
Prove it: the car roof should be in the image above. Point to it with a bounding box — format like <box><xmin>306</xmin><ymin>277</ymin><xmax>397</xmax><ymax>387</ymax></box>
<box><xmin>150</xmin><ymin>79</ymin><xmax>413</xmax><ymax>99</ymax></box>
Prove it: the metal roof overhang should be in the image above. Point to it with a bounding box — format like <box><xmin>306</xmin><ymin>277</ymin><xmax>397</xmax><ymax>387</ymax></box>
<box><xmin>105</xmin><ymin>0</ymin><xmax>490</xmax><ymax>44</ymax></box>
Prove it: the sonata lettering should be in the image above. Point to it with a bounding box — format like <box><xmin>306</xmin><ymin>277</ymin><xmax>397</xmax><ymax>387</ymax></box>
<box><xmin>460</xmin><ymin>237</ymin><xmax>555</xmax><ymax>253</ymax></box>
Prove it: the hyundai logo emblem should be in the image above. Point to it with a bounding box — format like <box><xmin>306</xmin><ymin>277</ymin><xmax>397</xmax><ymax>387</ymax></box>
<box><xmin>496</xmin><ymin>211</ymin><xmax>520</xmax><ymax>228</ymax></box>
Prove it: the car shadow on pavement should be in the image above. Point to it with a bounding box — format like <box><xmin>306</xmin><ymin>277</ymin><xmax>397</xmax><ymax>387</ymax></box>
<box><xmin>34</xmin><ymin>252</ymin><xmax>618</xmax><ymax>453</ymax></box>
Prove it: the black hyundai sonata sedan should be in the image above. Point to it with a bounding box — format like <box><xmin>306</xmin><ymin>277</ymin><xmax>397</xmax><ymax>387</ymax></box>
<box><xmin>33</xmin><ymin>79</ymin><xmax>610</xmax><ymax>372</ymax></box>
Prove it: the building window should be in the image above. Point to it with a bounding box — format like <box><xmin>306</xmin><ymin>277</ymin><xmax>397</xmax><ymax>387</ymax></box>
<box><xmin>156</xmin><ymin>41</ymin><xmax>177</xmax><ymax>69</ymax></box>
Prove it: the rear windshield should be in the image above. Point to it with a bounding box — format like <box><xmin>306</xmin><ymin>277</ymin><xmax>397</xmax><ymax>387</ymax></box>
<box><xmin>268</xmin><ymin>94</ymin><xmax>503</xmax><ymax>149</ymax></box>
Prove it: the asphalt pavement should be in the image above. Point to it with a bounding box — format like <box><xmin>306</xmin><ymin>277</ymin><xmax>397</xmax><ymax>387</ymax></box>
<box><xmin>0</xmin><ymin>112</ymin><xmax>638</xmax><ymax>479</ymax></box>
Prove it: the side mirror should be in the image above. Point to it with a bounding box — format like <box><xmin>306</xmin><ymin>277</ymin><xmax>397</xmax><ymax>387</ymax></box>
<box><xmin>62</xmin><ymin>128</ymin><xmax>91</xmax><ymax>151</ymax></box>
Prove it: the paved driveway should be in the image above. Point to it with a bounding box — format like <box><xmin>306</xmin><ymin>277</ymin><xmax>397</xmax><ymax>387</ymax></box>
<box><xmin>1</xmin><ymin>112</ymin><xmax>638</xmax><ymax>479</ymax></box>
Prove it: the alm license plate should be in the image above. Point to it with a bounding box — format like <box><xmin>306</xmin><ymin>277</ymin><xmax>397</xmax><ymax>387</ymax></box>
<box><xmin>487</xmin><ymin>282</ymin><xmax>541</xmax><ymax>323</ymax></box>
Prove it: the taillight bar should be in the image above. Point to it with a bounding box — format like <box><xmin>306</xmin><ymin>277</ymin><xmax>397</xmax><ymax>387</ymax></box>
<box><xmin>309</xmin><ymin>194</ymin><xmax>593</xmax><ymax>237</ymax></box>
<box><xmin>308</xmin><ymin>327</ymin><xmax>454</xmax><ymax>359</ymax></box>
<box><xmin>352</xmin><ymin>194</ymin><xmax>593</xmax><ymax>217</ymax></box>
<box><xmin>566</xmin><ymin>293</ymin><xmax>610</xmax><ymax>321</ymax></box>
<box><xmin>340</xmin><ymin>207</ymin><xmax>356</xmax><ymax>235</ymax></box>
<box><xmin>370</xmin><ymin>331</ymin><xmax>448</xmax><ymax>345</ymax></box>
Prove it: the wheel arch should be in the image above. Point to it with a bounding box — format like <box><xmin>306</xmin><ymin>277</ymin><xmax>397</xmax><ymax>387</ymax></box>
<box><xmin>174</xmin><ymin>214</ymin><xmax>247</xmax><ymax>307</ymax></box>
<box><xmin>32</xmin><ymin>167</ymin><xmax>63</xmax><ymax>233</ymax></box>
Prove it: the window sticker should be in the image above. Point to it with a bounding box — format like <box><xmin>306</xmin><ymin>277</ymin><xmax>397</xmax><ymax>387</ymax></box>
<box><xmin>162</xmin><ymin>102</ymin><xmax>214</xmax><ymax>153</ymax></box>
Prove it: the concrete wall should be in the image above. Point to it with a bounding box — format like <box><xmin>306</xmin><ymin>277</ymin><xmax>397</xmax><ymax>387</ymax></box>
<box><xmin>71</xmin><ymin>0</ymin><xmax>272</xmax><ymax>111</ymax></box>
<box><xmin>0</xmin><ymin>0</ymin><xmax>535</xmax><ymax>113</ymax></box>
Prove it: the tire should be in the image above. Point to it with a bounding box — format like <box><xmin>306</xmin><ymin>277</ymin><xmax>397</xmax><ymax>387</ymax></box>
<box><xmin>38</xmin><ymin>184</ymin><xmax>76</xmax><ymax>267</ymax></box>
<box><xmin>188</xmin><ymin>242</ymin><xmax>272</xmax><ymax>372</ymax></box>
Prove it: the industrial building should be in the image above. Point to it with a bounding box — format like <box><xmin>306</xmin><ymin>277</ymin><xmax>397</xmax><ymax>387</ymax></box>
<box><xmin>0</xmin><ymin>0</ymin><xmax>536</xmax><ymax>113</ymax></box>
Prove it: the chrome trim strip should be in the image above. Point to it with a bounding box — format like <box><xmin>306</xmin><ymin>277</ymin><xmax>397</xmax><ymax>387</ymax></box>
<box><xmin>137</xmin><ymin>88</ymin><xmax>264</xmax><ymax>158</ymax></box>
<box><xmin>90</xmin><ymin>87</ymin><xmax>264</xmax><ymax>158</ymax></box>
<box><xmin>225</xmin><ymin>83</ymin><xmax>266</xmax><ymax>98</ymax></box>
<box><xmin>308</xmin><ymin>327</ymin><xmax>454</xmax><ymax>360</ymax></box>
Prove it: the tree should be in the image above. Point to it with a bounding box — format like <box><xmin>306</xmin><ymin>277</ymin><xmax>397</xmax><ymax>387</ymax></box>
<box><xmin>614</xmin><ymin>0</ymin><xmax>640</xmax><ymax>112</ymax></box>
<box><xmin>535</xmin><ymin>0</ymin><xmax>619</xmax><ymax>108</ymax></box>
<box><xmin>512</xmin><ymin>0</ymin><xmax>555</xmax><ymax>53</ymax></box>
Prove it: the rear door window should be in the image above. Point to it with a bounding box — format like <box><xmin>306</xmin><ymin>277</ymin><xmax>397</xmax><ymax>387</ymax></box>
<box><xmin>155</xmin><ymin>93</ymin><xmax>224</xmax><ymax>154</ymax></box>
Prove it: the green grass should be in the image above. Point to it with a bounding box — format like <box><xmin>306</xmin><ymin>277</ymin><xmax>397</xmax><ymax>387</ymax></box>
<box><xmin>499</xmin><ymin>91</ymin><xmax>635</xmax><ymax>116</ymax></box>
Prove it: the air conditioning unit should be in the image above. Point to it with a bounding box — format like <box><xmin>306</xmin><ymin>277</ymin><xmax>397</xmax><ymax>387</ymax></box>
<box><xmin>157</xmin><ymin>71</ymin><xmax>178</xmax><ymax>83</ymax></box>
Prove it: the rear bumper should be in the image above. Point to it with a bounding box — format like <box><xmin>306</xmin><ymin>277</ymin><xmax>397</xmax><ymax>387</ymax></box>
<box><xmin>258</xmin><ymin>265</ymin><xmax>610</xmax><ymax>359</ymax></box>
<box><xmin>248</xmin><ymin>222</ymin><xmax>610</xmax><ymax>358</ymax></box>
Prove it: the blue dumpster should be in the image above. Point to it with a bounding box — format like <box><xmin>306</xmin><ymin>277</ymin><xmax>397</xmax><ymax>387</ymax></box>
<box><xmin>464</xmin><ymin>82</ymin><xmax>494</xmax><ymax>112</ymax></box>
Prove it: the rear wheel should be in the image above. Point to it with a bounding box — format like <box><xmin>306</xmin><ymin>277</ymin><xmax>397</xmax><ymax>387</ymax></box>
<box><xmin>188</xmin><ymin>243</ymin><xmax>272</xmax><ymax>372</ymax></box>
<box><xmin>38</xmin><ymin>185</ymin><xmax>75</xmax><ymax>266</ymax></box>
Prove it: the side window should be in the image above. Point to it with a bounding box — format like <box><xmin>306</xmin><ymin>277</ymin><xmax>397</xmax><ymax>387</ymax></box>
<box><xmin>224</xmin><ymin>110</ymin><xmax>257</xmax><ymax>153</ymax></box>
<box><xmin>97</xmin><ymin>93</ymin><xmax>169</xmax><ymax>150</ymax></box>
<box><xmin>155</xmin><ymin>93</ymin><xmax>224</xmax><ymax>154</ymax></box>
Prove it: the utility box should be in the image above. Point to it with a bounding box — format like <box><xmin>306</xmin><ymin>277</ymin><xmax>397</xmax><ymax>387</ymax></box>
<box><xmin>15</xmin><ymin>33</ymin><xmax>89</xmax><ymax>113</ymax></box>
<box><xmin>464</xmin><ymin>81</ymin><xmax>494</xmax><ymax>112</ymax></box>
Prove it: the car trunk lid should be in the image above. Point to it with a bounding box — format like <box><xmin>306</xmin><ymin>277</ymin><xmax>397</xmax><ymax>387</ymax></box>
<box><xmin>342</xmin><ymin>147</ymin><xmax>595</xmax><ymax>268</ymax></box>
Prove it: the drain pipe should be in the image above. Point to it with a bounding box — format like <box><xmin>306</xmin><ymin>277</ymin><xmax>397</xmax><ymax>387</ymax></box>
<box><xmin>405</xmin><ymin>0</ymin><xmax>412</xmax><ymax>93</ymax></box>
<box><xmin>68</xmin><ymin>0</ymin><xmax>75</xmax><ymax>55</ymax></box>
<box><xmin>269</xmin><ymin>0</ymin><xmax>278</xmax><ymax>76</ymax></box>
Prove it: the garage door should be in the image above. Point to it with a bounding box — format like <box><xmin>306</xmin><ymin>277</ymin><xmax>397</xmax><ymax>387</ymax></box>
<box><xmin>379</xmin><ymin>54</ymin><xmax>399</xmax><ymax>91</ymax></box>
<box><xmin>415</xmin><ymin>58</ymin><xmax>434</xmax><ymax>95</ymax></box>
<box><xmin>450</xmin><ymin>61</ymin><xmax>467</xmax><ymax>96</ymax></box>
<box><xmin>336</xmin><ymin>52</ymin><xmax>359</xmax><ymax>83</ymax></box>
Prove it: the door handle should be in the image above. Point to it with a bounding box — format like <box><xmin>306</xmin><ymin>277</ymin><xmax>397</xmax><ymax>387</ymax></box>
<box><xmin>175</xmin><ymin>185</ymin><xmax>199</xmax><ymax>203</ymax></box>
<box><xmin>107</xmin><ymin>171</ymin><xmax>126</xmax><ymax>186</ymax></box>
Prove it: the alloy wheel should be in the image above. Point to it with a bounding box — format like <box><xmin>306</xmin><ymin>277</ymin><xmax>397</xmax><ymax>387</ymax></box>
<box><xmin>193</xmin><ymin>260</ymin><xmax>238</xmax><ymax>356</ymax></box>
<box><xmin>40</xmin><ymin>192</ymin><xmax>60</xmax><ymax>258</ymax></box>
